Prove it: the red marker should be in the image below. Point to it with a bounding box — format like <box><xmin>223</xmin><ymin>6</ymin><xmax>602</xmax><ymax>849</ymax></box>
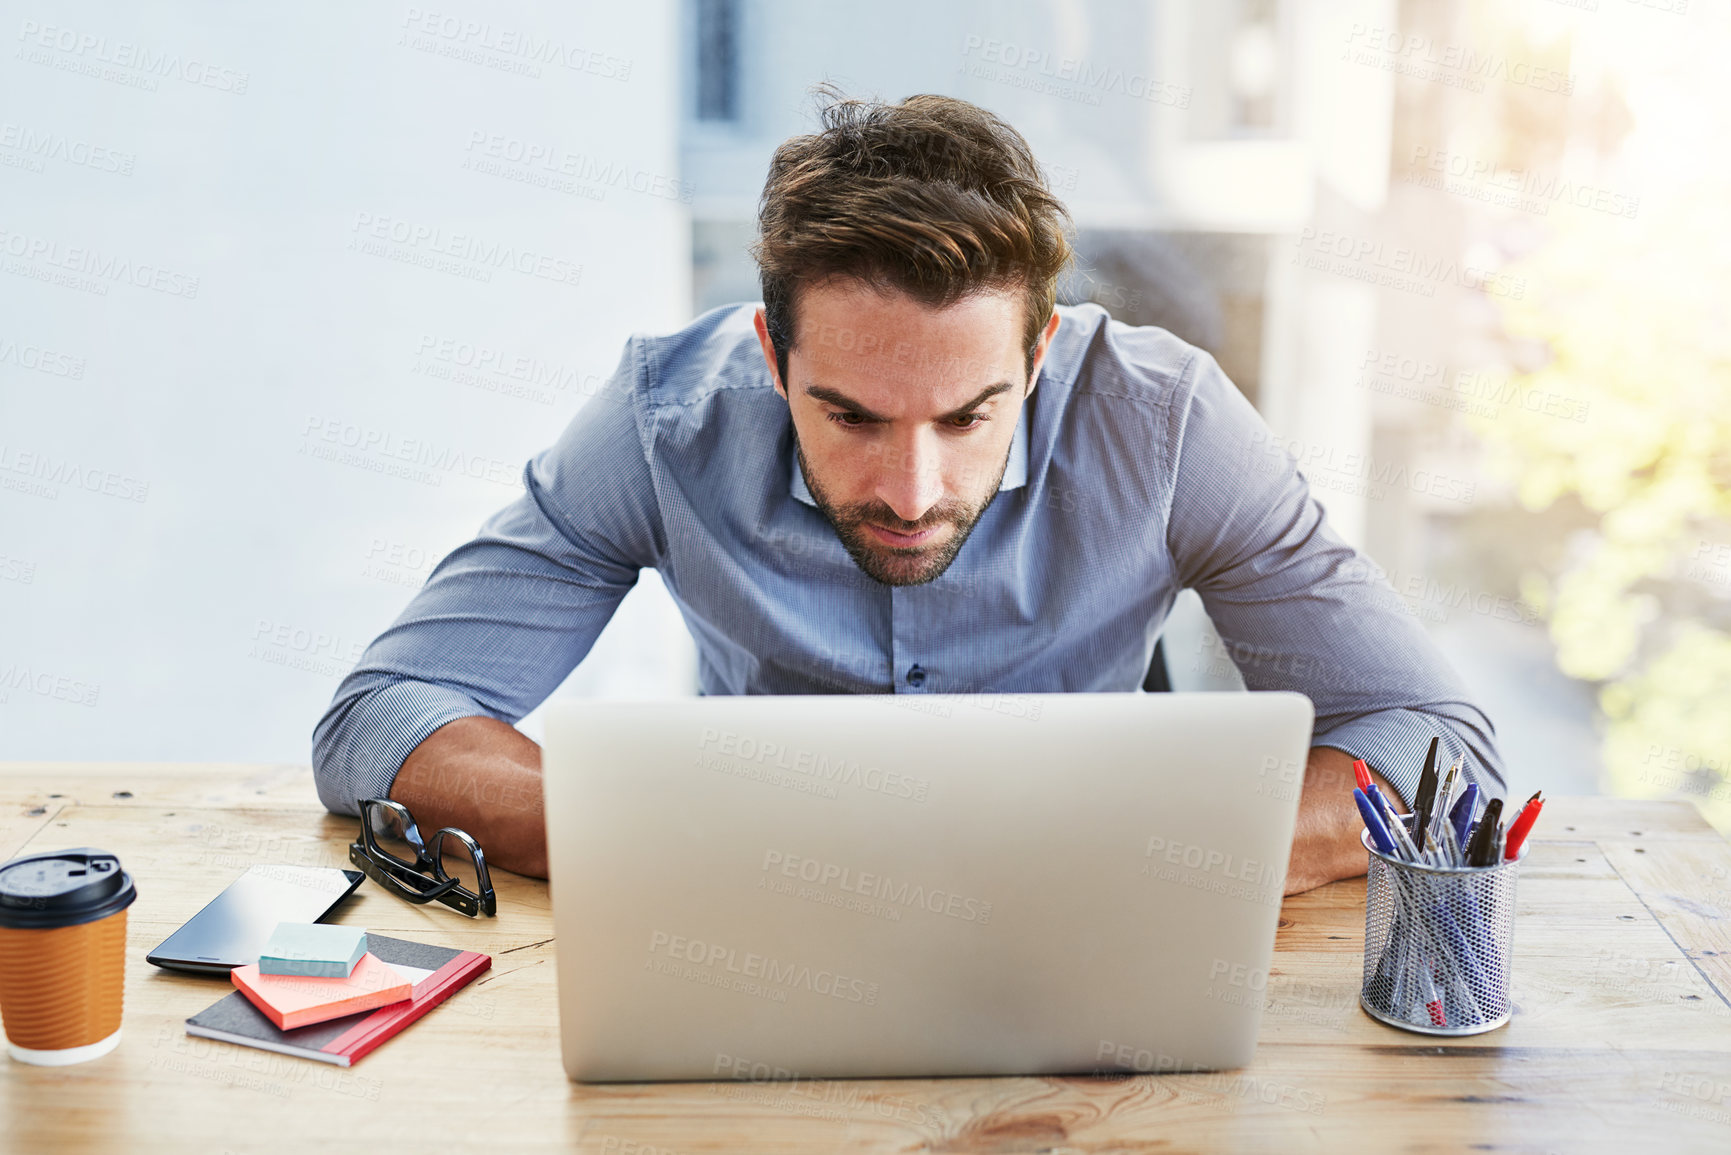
<box><xmin>1504</xmin><ymin>791</ymin><xmax>1545</xmax><ymax>860</ymax></box>
<box><xmin>1353</xmin><ymin>758</ymin><xmax>1373</xmax><ymax>792</ymax></box>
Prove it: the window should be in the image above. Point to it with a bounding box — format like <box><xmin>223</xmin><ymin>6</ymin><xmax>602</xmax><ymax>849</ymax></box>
<box><xmin>1186</xmin><ymin>0</ymin><xmax>1288</xmax><ymax>140</ymax></box>
<box><xmin>1228</xmin><ymin>0</ymin><xmax>1281</xmax><ymax>135</ymax></box>
<box><xmin>695</xmin><ymin>0</ymin><xmax>739</xmax><ymax>122</ymax></box>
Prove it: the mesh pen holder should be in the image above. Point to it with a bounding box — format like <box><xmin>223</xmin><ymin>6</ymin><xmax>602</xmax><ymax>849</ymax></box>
<box><xmin>1359</xmin><ymin>829</ymin><xmax>1525</xmax><ymax>1036</ymax></box>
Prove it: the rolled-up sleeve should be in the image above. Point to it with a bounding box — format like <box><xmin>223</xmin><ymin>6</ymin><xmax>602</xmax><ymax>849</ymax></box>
<box><xmin>311</xmin><ymin>339</ymin><xmax>665</xmax><ymax>816</ymax></box>
<box><xmin>1162</xmin><ymin>349</ymin><xmax>1505</xmax><ymax>809</ymax></box>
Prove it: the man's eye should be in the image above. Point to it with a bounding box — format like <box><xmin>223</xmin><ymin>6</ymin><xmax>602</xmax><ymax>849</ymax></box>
<box><xmin>826</xmin><ymin>411</ymin><xmax>868</xmax><ymax>427</ymax></box>
<box><xmin>949</xmin><ymin>413</ymin><xmax>988</xmax><ymax>429</ymax></box>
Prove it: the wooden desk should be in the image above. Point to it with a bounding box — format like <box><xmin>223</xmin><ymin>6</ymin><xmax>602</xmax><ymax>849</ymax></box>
<box><xmin>3</xmin><ymin>763</ymin><xmax>1730</xmax><ymax>1153</ymax></box>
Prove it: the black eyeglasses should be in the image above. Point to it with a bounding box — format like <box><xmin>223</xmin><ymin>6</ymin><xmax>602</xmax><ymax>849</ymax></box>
<box><xmin>348</xmin><ymin>798</ymin><xmax>496</xmax><ymax>917</ymax></box>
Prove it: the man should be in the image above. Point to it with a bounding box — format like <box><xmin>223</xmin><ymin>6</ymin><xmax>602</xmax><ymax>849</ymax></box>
<box><xmin>313</xmin><ymin>92</ymin><xmax>1503</xmax><ymax>889</ymax></box>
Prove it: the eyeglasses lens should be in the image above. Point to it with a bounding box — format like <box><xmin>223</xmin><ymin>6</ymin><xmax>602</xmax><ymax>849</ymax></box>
<box><xmin>369</xmin><ymin>804</ymin><xmax>422</xmax><ymax>870</ymax></box>
<box><xmin>435</xmin><ymin>829</ymin><xmax>482</xmax><ymax>896</ymax></box>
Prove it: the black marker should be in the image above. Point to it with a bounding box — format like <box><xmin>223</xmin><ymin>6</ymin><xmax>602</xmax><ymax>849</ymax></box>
<box><xmin>1466</xmin><ymin>796</ymin><xmax>1505</xmax><ymax>867</ymax></box>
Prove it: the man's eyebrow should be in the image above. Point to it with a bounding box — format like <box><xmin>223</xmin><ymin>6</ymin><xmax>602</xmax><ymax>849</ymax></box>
<box><xmin>802</xmin><ymin>381</ymin><xmax>1016</xmax><ymax>423</ymax></box>
<box><xmin>803</xmin><ymin>385</ymin><xmax>890</xmax><ymax>422</ymax></box>
<box><xmin>938</xmin><ymin>381</ymin><xmax>1016</xmax><ymax>421</ymax></box>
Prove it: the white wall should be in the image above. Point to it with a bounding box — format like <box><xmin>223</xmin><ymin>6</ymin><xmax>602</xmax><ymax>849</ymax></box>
<box><xmin>1</xmin><ymin>2</ymin><xmax>696</xmax><ymax>762</ymax></box>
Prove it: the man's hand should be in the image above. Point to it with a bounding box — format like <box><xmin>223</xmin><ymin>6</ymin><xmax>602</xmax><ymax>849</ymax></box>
<box><xmin>1283</xmin><ymin>745</ymin><xmax>1400</xmax><ymax>895</ymax></box>
<box><xmin>388</xmin><ymin>716</ymin><xmax>548</xmax><ymax>880</ymax></box>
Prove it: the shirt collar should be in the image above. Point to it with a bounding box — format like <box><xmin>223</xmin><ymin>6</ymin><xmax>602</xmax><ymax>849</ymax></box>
<box><xmin>790</xmin><ymin>402</ymin><xmax>1030</xmax><ymax>508</ymax></box>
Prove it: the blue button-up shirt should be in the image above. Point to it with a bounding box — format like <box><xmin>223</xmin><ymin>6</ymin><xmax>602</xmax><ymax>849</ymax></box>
<box><xmin>312</xmin><ymin>302</ymin><xmax>1504</xmax><ymax>816</ymax></box>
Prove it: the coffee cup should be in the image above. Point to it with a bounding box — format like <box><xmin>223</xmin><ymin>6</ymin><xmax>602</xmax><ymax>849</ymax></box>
<box><xmin>0</xmin><ymin>847</ymin><xmax>137</xmax><ymax>1065</ymax></box>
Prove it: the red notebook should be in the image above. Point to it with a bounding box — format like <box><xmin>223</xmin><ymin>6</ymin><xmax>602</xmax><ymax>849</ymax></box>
<box><xmin>186</xmin><ymin>934</ymin><xmax>490</xmax><ymax>1067</ymax></box>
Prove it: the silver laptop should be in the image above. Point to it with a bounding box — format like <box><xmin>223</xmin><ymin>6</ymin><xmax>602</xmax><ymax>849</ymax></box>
<box><xmin>542</xmin><ymin>691</ymin><xmax>1313</xmax><ymax>1082</ymax></box>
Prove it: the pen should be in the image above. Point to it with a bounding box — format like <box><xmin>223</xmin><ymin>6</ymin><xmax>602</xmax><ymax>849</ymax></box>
<box><xmin>1355</xmin><ymin>788</ymin><xmax>1397</xmax><ymax>856</ymax></box>
<box><xmin>1433</xmin><ymin>905</ymin><xmax>1486</xmax><ymax>1023</ymax></box>
<box><xmin>1431</xmin><ymin>759</ymin><xmax>1461</xmax><ymax>849</ymax></box>
<box><xmin>1418</xmin><ymin>964</ymin><xmax>1447</xmax><ymax>1028</ymax></box>
<box><xmin>1504</xmin><ymin>791</ymin><xmax>1545</xmax><ymax>860</ymax></box>
<box><xmin>1411</xmin><ymin>739</ymin><xmax>1440</xmax><ymax>852</ymax></box>
<box><xmin>1465</xmin><ymin>797</ymin><xmax>1505</xmax><ymax>867</ymax></box>
<box><xmin>1354</xmin><ymin>758</ymin><xmax>1373</xmax><ymax>793</ymax></box>
<box><xmin>1437</xmin><ymin>816</ymin><xmax>1463</xmax><ymax>867</ymax></box>
<box><xmin>1370</xmin><ymin>785</ymin><xmax>1420</xmax><ymax>862</ymax></box>
<box><xmin>1390</xmin><ymin>934</ymin><xmax>1412</xmax><ymax>1020</ymax></box>
<box><xmin>1449</xmin><ymin>784</ymin><xmax>1480</xmax><ymax>854</ymax></box>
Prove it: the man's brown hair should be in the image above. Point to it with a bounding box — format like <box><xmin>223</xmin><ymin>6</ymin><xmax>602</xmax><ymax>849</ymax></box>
<box><xmin>752</xmin><ymin>88</ymin><xmax>1074</xmax><ymax>390</ymax></box>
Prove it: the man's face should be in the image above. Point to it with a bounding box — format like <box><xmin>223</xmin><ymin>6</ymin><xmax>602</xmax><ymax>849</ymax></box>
<box><xmin>754</xmin><ymin>278</ymin><xmax>1059</xmax><ymax>586</ymax></box>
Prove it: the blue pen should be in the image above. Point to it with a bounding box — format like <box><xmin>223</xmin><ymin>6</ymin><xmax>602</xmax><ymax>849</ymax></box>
<box><xmin>1355</xmin><ymin>788</ymin><xmax>1397</xmax><ymax>855</ymax></box>
<box><xmin>1368</xmin><ymin>784</ymin><xmax>1419</xmax><ymax>862</ymax></box>
<box><xmin>1449</xmin><ymin>784</ymin><xmax>1480</xmax><ymax>856</ymax></box>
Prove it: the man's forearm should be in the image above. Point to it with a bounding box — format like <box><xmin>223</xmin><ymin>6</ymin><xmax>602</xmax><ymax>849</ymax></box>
<box><xmin>385</xmin><ymin>726</ymin><xmax>1380</xmax><ymax>892</ymax></box>
<box><xmin>1283</xmin><ymin>745</ymin><xmax>1397</xmax><ymax>895</ymax></box>
<box><xmin>388</xmin><ymin>716</ymin><xmax>548</xmax><ymax>880</ymax></box>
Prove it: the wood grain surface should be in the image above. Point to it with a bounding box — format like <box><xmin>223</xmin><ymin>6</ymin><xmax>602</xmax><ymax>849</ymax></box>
<box><xmin>2</xmin><ymin>762</ymin><xmax>1729</xmax><ymax>1154</ymax></box>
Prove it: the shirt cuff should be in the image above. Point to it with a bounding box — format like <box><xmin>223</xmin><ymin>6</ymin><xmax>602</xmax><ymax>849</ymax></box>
<box><xmin>311</xmin><ymin>679</ymin><xmax>497</xmax><ymax>817</ymax></box>
<box><xmin>1312</xmin><ymin>708</ymin><xmax>1503</xmax><ymax>815</ymax></box>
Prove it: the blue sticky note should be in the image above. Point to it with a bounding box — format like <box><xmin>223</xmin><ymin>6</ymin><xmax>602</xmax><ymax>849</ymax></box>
<box><xmin>258</xmin><ymin>922</ymin><xmax>368</xmax><ymax>977</ymax></box>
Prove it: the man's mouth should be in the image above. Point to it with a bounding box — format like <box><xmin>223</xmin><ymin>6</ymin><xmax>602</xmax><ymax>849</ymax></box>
<box><xmin>863</xmin><ymin>522</ymin><xmax>944</xmax><ymax>548</ymax></box>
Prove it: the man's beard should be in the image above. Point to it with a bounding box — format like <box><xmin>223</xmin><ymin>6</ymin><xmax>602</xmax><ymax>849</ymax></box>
<box><xmin>796</xmin><ymin>439</ymin><xmax>1009</xmax><ymax>587</ymax></box>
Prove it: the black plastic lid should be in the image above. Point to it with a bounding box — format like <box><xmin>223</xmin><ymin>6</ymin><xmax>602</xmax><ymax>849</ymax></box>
<box><xmin>0</xmin><ymin>847</ymin><xmax>137</xmax><ymax>929</ymax></box>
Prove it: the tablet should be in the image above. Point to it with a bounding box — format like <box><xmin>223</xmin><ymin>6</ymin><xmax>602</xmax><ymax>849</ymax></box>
<box><xmin>146</xmin><ymin>865</ymin><xmax>364</xmax><ymax>975</ymax></box>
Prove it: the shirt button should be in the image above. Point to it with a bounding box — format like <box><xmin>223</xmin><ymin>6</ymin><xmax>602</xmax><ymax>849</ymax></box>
<box><xmin>906</xmin><ymin>664</ymin><xmax>927</xmax><ymax>688</ymax></box>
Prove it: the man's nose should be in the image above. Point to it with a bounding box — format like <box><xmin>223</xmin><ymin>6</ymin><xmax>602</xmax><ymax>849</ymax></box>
<box><xmin>873</xmin><ymin>429</ymin><xmax>945</xmax><ymax>524</ymax></box>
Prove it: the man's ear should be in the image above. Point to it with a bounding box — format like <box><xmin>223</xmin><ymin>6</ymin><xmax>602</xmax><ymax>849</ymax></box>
<box><xmin>753</xmin><ymin>307</ymin><xmax>787</xmax><ymax>400</ymax></box>
<box><xmin>1026</xmin><ymin>309</ymin><xmax>1061</xmax><ymax>395</ymax></box>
